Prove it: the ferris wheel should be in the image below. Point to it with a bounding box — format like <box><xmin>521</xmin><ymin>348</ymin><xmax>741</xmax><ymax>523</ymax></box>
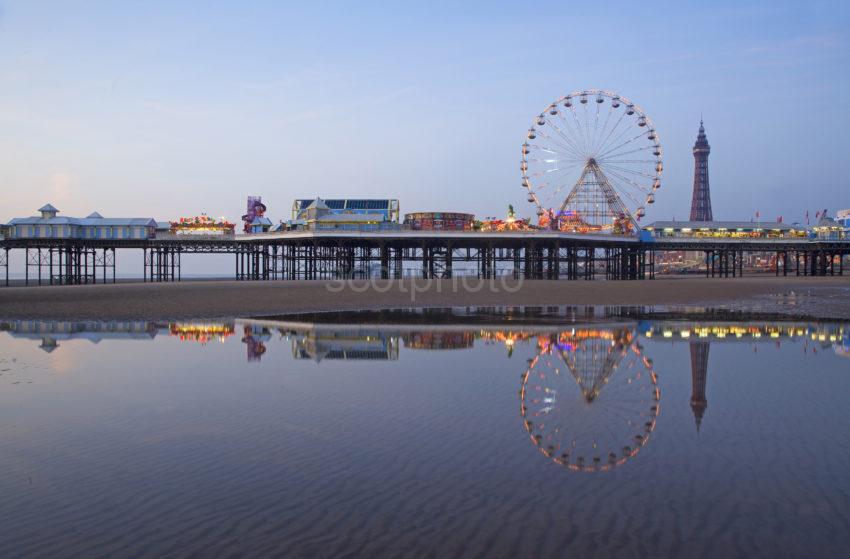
<box><xmin>521</xmin><ymin>89</ymin><xmax>662</xmax><ymax>234</ymax></box>
<box><xmin>519</xmin><ymin>328</ymin><xmax>660</xmax><ymax>472</ymax></box>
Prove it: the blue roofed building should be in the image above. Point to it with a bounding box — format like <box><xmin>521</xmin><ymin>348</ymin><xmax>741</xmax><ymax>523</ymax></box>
<box><xmin>291</xmin><ymin>198</ymin><xmax>400</xmax><ymax>223</ymax></box>
<box><xmin>249</xmin><ymin>216</ymin><xmax>273</xmax><ymax>234</ymax></box>
<box><xmin>284</xmin><ymin>198</ymin><xmax>401</xmax><ymax>232</ymax></box>
<box><xmin>6</xmin><ymin>204</ymin><xmax>157</xmax><ymax>240</ymax></box>
<box><xmin>837</xmin><ymin>209</ymin><xmax>850</xmax><ymax>229</ymax></box>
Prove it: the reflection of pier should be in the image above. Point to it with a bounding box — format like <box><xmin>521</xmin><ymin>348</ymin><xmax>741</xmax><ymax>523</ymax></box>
<box><xmin>290</xmin><ymin>328</ymin><xmax>400</xmax><ymax>362</ymax></box>
<box><xmin>402</xmin><ymin>331</ymin><xmax>475</xmax><ymax>350</ymax></box>
<box><xmin>0</xmin><ymin>320</ymin><xmax>157</xmax><ymax>352</ymax></box>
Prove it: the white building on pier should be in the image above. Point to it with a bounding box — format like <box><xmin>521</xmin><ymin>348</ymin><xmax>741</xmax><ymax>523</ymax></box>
<box><xmin>6</xmin><ymin>204</ymin><xmax>157</xmax><ymax>240</ymax></box>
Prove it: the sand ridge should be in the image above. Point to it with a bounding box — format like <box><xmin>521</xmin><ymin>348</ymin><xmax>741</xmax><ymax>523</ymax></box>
<box><xmin>1</xmin><ymin>276</ymin><xmax>849</xmax><ymax>321</ymax></box>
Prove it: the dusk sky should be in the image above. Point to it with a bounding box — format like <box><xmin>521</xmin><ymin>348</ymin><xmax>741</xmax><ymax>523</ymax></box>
<box><xmin>2</xmin><ymin>0</ymin><xmax>848</xmax><ymax>225</ymax></box>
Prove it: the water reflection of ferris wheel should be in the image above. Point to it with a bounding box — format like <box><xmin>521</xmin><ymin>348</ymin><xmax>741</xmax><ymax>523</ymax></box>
<box><xmin>520</xmin><ymin>328</ymin><xmax>660</xmax><ymax>472</ymax></box>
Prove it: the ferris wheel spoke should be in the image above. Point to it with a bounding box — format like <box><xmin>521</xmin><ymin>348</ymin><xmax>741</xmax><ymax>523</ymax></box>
<box><xmin>603</xmin><ymin>396</ymin><xmax>656</xmax><ymax>406</ymax></box>
<box><xmin>597</xmin><ymin>131</ymin><xmax>652</xmax><ymax>160</ymax></box>
<box><xmin>595</xmin><ymin>111</ymin><xmax>628</xmax><ymax>156</ymax></box>
<box><xmin>543</xmin><ymin>161</ymin><xmax>585</xmax><ymax>174</ymax></box>
<box><xmin>530</xmin><ymin>167</ymin><xmax>585</xmax><ymax>181</ymax></box>
<box><xmin>597</xmin><ymin>144</ymin><xmax>656</xmax><ymax>161</ymax></box>
<box><xmin>601</xmin><ymin>163</ymin><xmax>657</xmax><ymax>179</ymax></box>
<box><xmin>563</xmin><ymin>106</ymin><xmax>591</xmax><ymax>158</ymax></box>
<box><xmin>599</xmin><ymin>396</ymin><xmax>655</xmax><ymax>411</ymax></box>
<box><xmin>550</xmin><ymin>109</ymin><xmax>580</xmax><ymax>159</ymax></box>
<box><xmin>602</xmin><ymin>159</ymin><xmax>657</xmax><ymax>165</ymax></box>
<box><xmin>535</xmin><ymin>131</ymin><xmax>585</xmax><ymax>161</ymax></box>
<box><xmin>592</xmin><ymin>102</ymin><xmax>616</xmax><ymax>154</ymax></box>
<box><xmin>603</xmin><ymin>168</ymin><xmax>647</xmax><ymax>199</ymax></box>
<box><xmin>567</xmin><ymin>105</ymin><xmax>590</xmax><ymax>157</ymax></box>
<box><xmin>542</xmin><ymin>119</ymin><xmax>588</xmax><ymax>159</ymax></box>
<box><xmin>528</xmin><ymin>150</ymin><xmax>586</xmax><ymax>162</ymax></box>
<box><xmin>592</xmin><ymin>99</ymin><xmax>601</xmax><ymax>150</ymax></box>
<box><xmin>532</xmin><ymin>145</ymin><xmax>584</xmax><ymax>162</ymax></box>
<box><xmin>594</xmin><ymin>407</ymin><xmax>638</xmax><ymax>431</ymax></box>
<box><xmin>528</xmin><ymin>157</ymin><xmax>585</xmax><ymax>166</ymax></box>
<box><xmin>597</xmin><ymin>114</ymin><xmax>634</xmax><ymax>156</ymax></box>
<box><xmin>549</xmin><ymin>185</ymin><xmax>572</xmax><ymax>203</ymax></box>
<box><xmin>532</xmin><ymin>175</ymin><xmax>576</xmax><ymax>191</ymax></box>
<box><xmin>604</xmin><ymin>168</ymin><xmax>652</xmax><ymax>201</ymax></box>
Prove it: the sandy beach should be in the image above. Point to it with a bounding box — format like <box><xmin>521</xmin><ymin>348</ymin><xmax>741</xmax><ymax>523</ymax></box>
<box><xmin>1</xmin><ymin>276</ymin><xmax>849</xmax><ymax>321</ymax></box>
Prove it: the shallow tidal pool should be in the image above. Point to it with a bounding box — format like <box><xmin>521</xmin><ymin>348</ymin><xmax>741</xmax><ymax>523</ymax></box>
<box><xmin>1</xmin><ymin>308</ymin><xmax>848</xmax><ymax>558</ymax></box>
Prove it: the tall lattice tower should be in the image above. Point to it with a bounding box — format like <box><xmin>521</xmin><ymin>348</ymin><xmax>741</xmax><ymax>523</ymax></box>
<box><xmin>690</xmin><ymin>120</ymin><xmax>713</xmax><ymax>221</ymax></box>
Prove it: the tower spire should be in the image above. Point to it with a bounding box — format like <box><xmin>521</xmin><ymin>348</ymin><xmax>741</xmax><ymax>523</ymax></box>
<box><xmin>690</xmin><ymin>119</ymin><xmax>712</xmax><ymax>221</ymax></box>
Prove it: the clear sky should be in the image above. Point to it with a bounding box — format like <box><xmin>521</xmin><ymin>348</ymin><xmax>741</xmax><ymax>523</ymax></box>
<box><xmin>1</xmin><ymin>0</ymin><xmax>848</xmax><ymax>226</ymax></box>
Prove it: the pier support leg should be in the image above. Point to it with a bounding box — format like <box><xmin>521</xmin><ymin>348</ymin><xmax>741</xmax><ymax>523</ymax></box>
<box><xmin>1</xmin><ymin>248</ymin><xmax>8</xmax><ymax>287</ymax></box>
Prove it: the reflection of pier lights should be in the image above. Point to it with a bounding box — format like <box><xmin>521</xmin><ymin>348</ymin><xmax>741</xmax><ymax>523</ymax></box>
<box><xmin>169</xmin><ymin>323</ymin><xmax>236</xmax><ymax>344</ymax></box>
<box><xmin>402</xmin><ymin>331</ymin><xmax>475</xmax><ymax>350</ymax></box>
<box><xmin>689</xmin><ymin>341</ymin><xmax>710</xmax><ymax>432</ymax></box>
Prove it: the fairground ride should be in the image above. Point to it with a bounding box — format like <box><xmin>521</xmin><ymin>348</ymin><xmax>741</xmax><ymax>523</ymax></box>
<box><xmin>169</xmin><ymin>215</ymin><xmax>236</xmax><ymax>236</ymax></box>
<box><xmin>521</xmin><ymin>89</ymin><xmax>662</xmax><ymax>234</ymax></box>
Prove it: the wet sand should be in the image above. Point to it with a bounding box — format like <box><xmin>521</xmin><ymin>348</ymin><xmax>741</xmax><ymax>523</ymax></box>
<box><xmin>1</xmin><ymin>276</ymin><xmax>849</xmax><ymax>320</ymax></box>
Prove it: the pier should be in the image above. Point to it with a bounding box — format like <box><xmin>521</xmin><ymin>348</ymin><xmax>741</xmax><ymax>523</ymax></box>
<box><xmin>2</xmin><ymin>230</ymin><xmax>847</xmax><ymax>287</ymax></box>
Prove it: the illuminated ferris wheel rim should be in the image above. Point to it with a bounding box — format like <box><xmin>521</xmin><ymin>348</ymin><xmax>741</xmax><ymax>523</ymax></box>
<box><xmin>519</xmin><ymin>338</ymin><xmax>660</xmax><ymax>473</ymax></box>
<box><xmin>521</xmin><ymin>88</ymin><xmax>663</xmax><ymax>227</ymax></box>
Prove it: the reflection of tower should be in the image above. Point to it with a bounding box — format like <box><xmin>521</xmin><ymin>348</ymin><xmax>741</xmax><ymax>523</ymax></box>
<box><xmin>690</xmin><ymin>120</ymin><xmax>713</xmax><ymax>221</ymax></box>
<box><xmin>689</xmin><ymin>341</ymin><xmax>710</xmax><ymax>431</ymax></box>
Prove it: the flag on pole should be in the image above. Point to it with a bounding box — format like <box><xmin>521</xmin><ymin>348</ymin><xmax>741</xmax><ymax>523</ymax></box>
<box><xmin>806</xmin><ymin>210</ymin><xmax>810</xmax><ymax>224</ymax></box>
